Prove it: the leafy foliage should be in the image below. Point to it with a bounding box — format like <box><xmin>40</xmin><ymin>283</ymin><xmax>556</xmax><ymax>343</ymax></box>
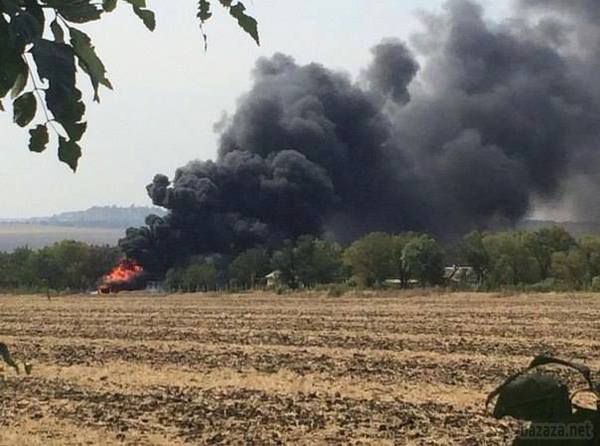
<box><xmin>0</xmin><ymin>0</ymin><xmax>260</xmax><ymax>170</ymax></box>
<box><xmin>551</xmin><ymin>248</ymin><xmax>588</xmax><ymax>290</ymax></box>
<box><xmin>343</xmin><ymin>233</ymin><xmax>396</xmax><ymax>287</ymax></box>
<box><xmin>28</xmin><ymin>123</ymin><xmax>48</xmax><ymax>151</ymax></box>
<box><xmin>343</xmin><ymin>232</ymin><xmax>446</xmax><ymax>288</ymax></box>
<box><xmin>270</xmin><ymin>236</ymin><xmax>344</xmax><ymax>288</ymax></box>
<box><xmin>461</xmin><ymin>231</ymin><xmax>489</xmax><ymax>285</ymax></box>
<box><xmin>457</xmin><ymin>227</ymin><xmax>600</xmax><ymax>290</ymax></box>
<box><xmin>164</xmin><ymin>257</ymin><xmax>218</xmax><ymax>291</ymax></box>
<box><xmin>13</xmin><ymin>91</ymin><xmax>36</xmax><ymax>126</ymax></box>
<box><xmin>0</xmin><ymin>241</ymin><xmax>121</xmax><ymax>292</ymax></box>
<box><xmin>524</xmin><ymin>226</ymin><xmax>576</xmax><ymax>279</ymax></box>
<box><xmin>293</xmin><ymin>236</ymin><xmax>344</xmax><ymax>287</ymax></box>
<box><xmin>401</xmin><ymin>234</ymin><xmax>445</xmax><ymax>286</ymax></box>
<box><xmin>481</xmin><ymin>232</ymin><xmax>541</xmax><ymax>287</ymax></box>
<box><xmin>229</xmin><ymin>247</ymin><xmax>270</xmax><ymax>289</ymax></box>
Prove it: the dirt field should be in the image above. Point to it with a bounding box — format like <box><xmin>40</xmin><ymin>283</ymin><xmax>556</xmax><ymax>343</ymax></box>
<box><xmin>1</xmin><ymin>291</ymin><xmax>598</xmax><ymax>445</ymax></box>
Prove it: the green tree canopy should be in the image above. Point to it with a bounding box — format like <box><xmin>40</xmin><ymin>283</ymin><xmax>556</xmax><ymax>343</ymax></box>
<box><xmin>183</xmin><ymin>261</ymin><xmax>217</xmax><ymax>291</ymax></box>
<box><xmin>461</xmin><ymin>230</ymin><xmax>489</xmax><ymax>285</ymax></box>
<box><xmin>390</xmin><ymin>232</ymin><xmax>418</xmax><ymax>287</ymax></box>
<box><xmin>0</xmin><ymin>241</ymin><xmax>121</xmax><ymax>291</ymax></box>
<box><xmin>578</xmin><ymin>235</ymin><xmax>600</xmax><ymax>280</ymax></box>
<box><xmin>401</xmin><ymin>234</ymin><xmax>444</xmax><ymax>286</ymax></box>
<box><xmin>229</xmin><ymin>247</ymin><xmax>270</xmax><ymax>289</ymax></box>
<box><xmin>343</xmin><ymin>232</ymin><xmax>395</xmax><ymax>287</ymax></box>
<box><xmin>551</xmin><ymin>248</ymin><xmax>588</xmax><ymax>290</ymax></box>
<box><xmin>293</xmin><ymin>235</ymin><xmax>344</xmax><ymax>287</ymax></box>
<box><xmin>271</xmin><ymin>240</ymin><xmax>297</xmax><ymax>288</ymax></box>
<box><xmin>482</xmin><ymin>231</ymin><xmax>541</xmax><ymax>287</ymax></box>
<box><xmin>524</xmin><ymin>226</ymin><xmax>576</xmax><ymax>279</ymax></box>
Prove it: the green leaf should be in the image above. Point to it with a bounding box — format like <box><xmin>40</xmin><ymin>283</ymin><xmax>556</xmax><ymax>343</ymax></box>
<box><xmin>122</xmin><ymin>0</ymin><xmax>155</xmax><ymax>30</ymax></box>
<box><xmin>0</xmin><ymin>99</ymin><xmax>3</xmax><ymax>111</ymax></box>
<box><xmin>0</xmin><ymin>14</ymin><xmax>26</xmax><ymax>99</ymax></box>
<box><xmin>123</xmin><ymin>0</ymin><xmax>146</xmax><ymax>8</ymax></box>
<box><xmin>13</xmin><ymin>91</ymin><xmax>36</xmax><ymax>127</ymax></box>
<box><xmin>64</xmin><ymin>121</ymin><xmax>87</xmax><ymax>142</ymax></box>
<box><xmin>69</xmin><ymin>27</ymin><xmax>112</xmax><ymax>102</ymax></box>
<box><xmin>45</xmin><ymin>0</ymin><xmax>103</xmax><ymax>23</ymax></box>
<box><xmin>132</xmin><ymin>6</ymin><xmax>155</xmax><ymax>31</ymax></box>
<box><xmin>228</xmin><ymin>2</ymin><xmax>259</xmax><ymax>46</ymax></box>
<box><xmin>103</xmin><ymin>0</ymin><xmax>117</xmax><ymax>12</ymax></box>
<box><xmin>10</xmin><ymin>62</ymin><xmax>28</xmax><ymax>99</ymax></box>
<box><xmin>0</xmin><ymin>0</ymin><xmax>21</xmax><ymax>16</ymax></box>
<box><xmin>58</xmin><ymin>136</ymin><xmax>82</xmax><ymax>171</ymax></box>
<box><xmin>9</xmin><ymin>11</ymin><xmax>43</xmax><ymax>51</ymax></box>
<box><xmin>31</xmin><ymin>39</ymin><xmax>87</xmax><ymax>141</ymax></box>
<box><xmin>197</xmin><ymin>0</ymin><xmax>212</xmax><ymax>50</ymax></box>
<box><xmin>28</xmin><ymin>124</ymin><xmax>48</xmax><ymax>152</ymax></box>
<box><xmin>197</xmin><ymin>0</ymin><xmax>212</xmax><ymax>21</ymax></box>
<box><xmin>24</xmin><ymin>0</ymin><xmax>46</xmax><ymax>32</ymax></box>
<box><xmin>50</xmin><ymin>18</ymin><xmax>65</xmax><ymax>43</ymax></box>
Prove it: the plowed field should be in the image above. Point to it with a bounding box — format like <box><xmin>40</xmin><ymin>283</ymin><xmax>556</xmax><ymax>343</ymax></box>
<box><xmin>1</xmin><ymin>292</ymin><xmax>598</xmax><ymax>445</ymax></box>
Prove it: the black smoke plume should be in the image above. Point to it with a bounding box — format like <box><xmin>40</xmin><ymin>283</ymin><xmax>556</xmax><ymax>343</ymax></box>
<box><xmin>121</xmin><ymin>0</ymin><xmax>600</xmax><ymax>274</ymax></box>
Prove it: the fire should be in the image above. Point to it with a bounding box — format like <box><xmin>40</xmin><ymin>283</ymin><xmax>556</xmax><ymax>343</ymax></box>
<box><xmin>103</xmin><ymin>259</ymin><xmax>144</xmax><ymax>285</ymax></box>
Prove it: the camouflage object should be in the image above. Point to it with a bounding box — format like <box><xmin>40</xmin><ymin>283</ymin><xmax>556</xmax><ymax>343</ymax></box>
<box><xmin>488</xmin><ymin>355</ymin><xmax>600</xmax><ymax>445</ymax></box>
<box><xmin>493</xmin><ymin>373</ymin><xmax>572</xmax><ymax>421</ymax></box>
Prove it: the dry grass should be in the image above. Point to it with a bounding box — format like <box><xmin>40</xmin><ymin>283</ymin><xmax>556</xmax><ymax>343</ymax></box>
<box><xmin>1</xmin><ymin>291</ymin><xmax>599</xmax><ymax>444</ymax></box>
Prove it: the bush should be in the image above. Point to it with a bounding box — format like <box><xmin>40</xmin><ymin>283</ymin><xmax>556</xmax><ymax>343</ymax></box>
<box><xmin>525</xmin><ymin>278</ymin><xmax>557</xmax><ymax>293</ymax></box>
<box><xmin>275</xmin><ymin>285</ymin><xmax>290</xmax><ymax>295</ymax></box>
<box><xmin>327</xmin><ymin>284</ymin><xmax>350</xmax><ymax>298</ymax></box>
<box><xmin>591</xmin><ymin>276</ymin><xmax>600</xmax><ymax>292</ymax></box>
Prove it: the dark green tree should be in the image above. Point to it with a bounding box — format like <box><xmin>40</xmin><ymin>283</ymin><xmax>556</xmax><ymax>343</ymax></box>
<box><xmin>293</xmin><ymin>235</ymin><xmax>344</xmax><ymax>287</ymax></box>
<box><xmin>271</xmin><ymin>240</ymin><xmax>297</xmax><ymax>288</ymax></box>
<box><xmin>461</xmin><ymin>230</ymin><xmax>489</xmax><ymax>285</ymax></box>
<box><xmin>343</xmin><ymin>232</ymin><xmax>395</xmax><ymax>287</ymax></box>
<box><xmin>390</xmin><ymin>232</ymin><xmax>417</xmax><ymax>287</ymax></box>
<box><xmin>483</xmin><ymin>232</ymin><xmax>541</xmax><ymax>287</ymax></box>
<box><xmin>0</xmin><ymin>241</ymin><xmax>120</xmax><ymax>291</ymax></box>
<box><xmin>525</xmin><ymin>226</ymin><xmax>576</xmax><ymax>279</ymax></box>
<box><xmin>401</xmin><ymin>234</ymin><xmax>445</xmax><ymax>286</ymax></box>
<box><xmin>164</xmin><ymin>266</ymin><xmax>185</xmax><ymax>291</ymax></box>
<box><xmin>183</xmin><ymin>261</ymin><xmax>217</xmax><ymax>291</ymax></box>
<box><xmin>229</xmin><ymin>247</ymin><xmax>270</xmax><ymax>289</ymax></box>
<box><xmin>578</xmin><ymin>235</ymin><xmax>600</xmax><ymax>281</ymax></box>
<box><xmin>551</xmin><ymin>248</ymin><xmax>588</xmax><ymax>290</ymax></box>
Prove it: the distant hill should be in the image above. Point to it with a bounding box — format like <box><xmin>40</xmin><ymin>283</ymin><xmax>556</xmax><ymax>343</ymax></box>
<box><xmin>0</xmin><ymin>224</ymin><xmax>124</xmax><ymax>252</ymax></box>
<box><xmin>1</xmin><ymin>205</ymin><xmax>166</xmax><ymax>229</ymax></box>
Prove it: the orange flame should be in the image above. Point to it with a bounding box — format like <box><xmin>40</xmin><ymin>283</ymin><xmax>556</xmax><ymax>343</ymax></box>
<box><xmin>104</xmin><ymin>259</ymin><xmax>144</xmax><ymax>284</ymax></box>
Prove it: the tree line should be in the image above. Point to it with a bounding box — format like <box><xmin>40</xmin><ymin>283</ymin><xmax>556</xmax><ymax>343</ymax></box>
<box><xmin>3</xmin><ymin>226</ymin><xmax>600</xmax><ymax>293</ymax></box>
<box><xmin>0</xmin><ymin>241</ymin><xmax>120</xmax><ymax>293</ymax></box>
<box><xmin>164</xmin><ymin>227</ymin><xmax>600</xmax><ymax>293</ymax></box>
<box><xmin>462</xmin><ymin>227</ymin><xmax>600</xmax><ymax>291</ymax></box>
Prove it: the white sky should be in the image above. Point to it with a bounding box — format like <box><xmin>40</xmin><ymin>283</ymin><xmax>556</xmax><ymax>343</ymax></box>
<box><xmin>0</xmin><ymin>0</ymin><xmax>511</xmax><ymax>218</ymax></box>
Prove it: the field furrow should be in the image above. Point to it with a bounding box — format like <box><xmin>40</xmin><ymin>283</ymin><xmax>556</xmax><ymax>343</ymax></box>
<box><xmin>1</xmin><ymin>292</ymin><xmax>597</xmax><ymax>445</ymax></box>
